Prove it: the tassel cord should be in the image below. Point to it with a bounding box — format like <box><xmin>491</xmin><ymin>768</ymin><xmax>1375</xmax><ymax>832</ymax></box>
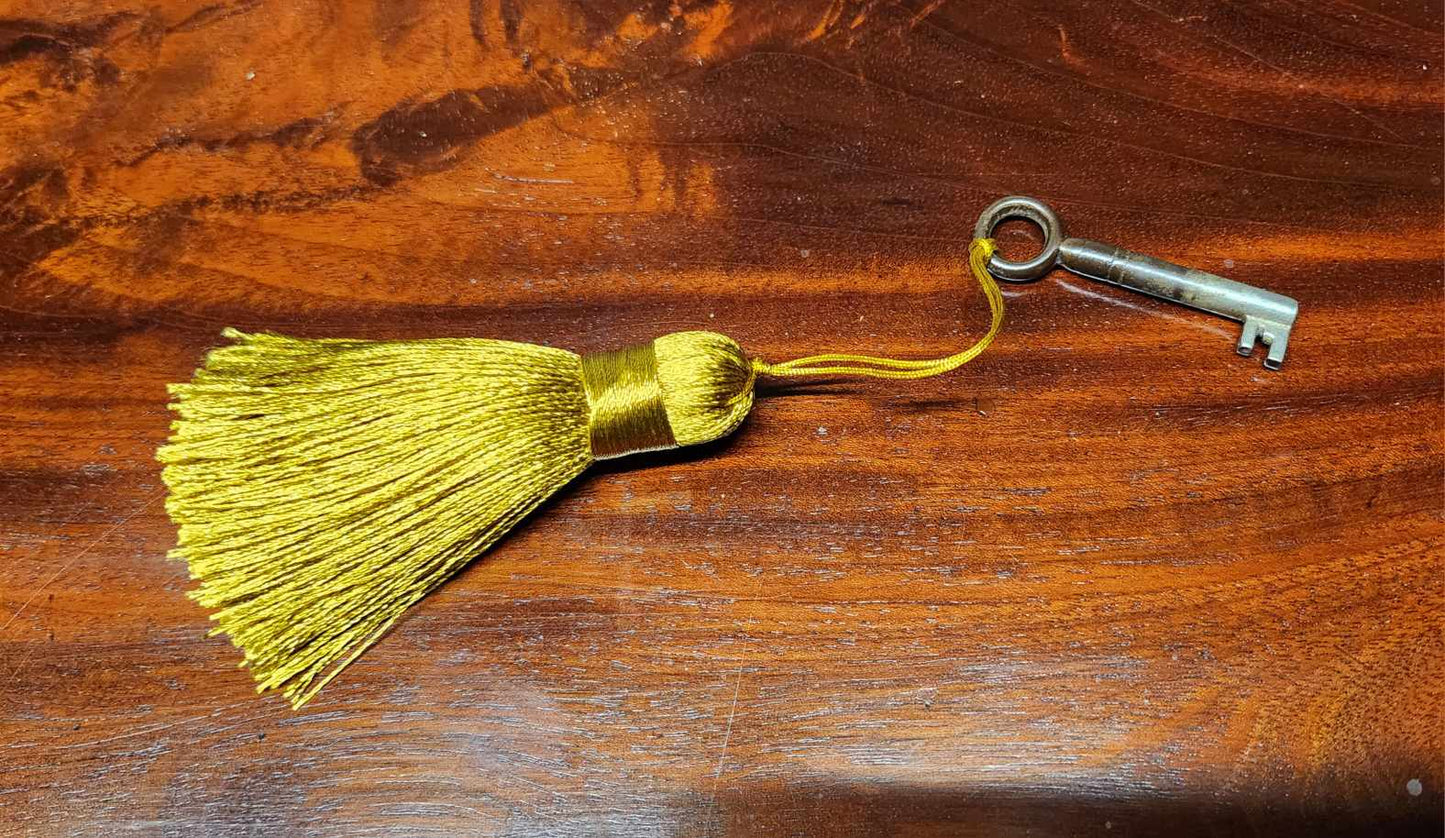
<box><xmin>752</xmin><ymin>238</ymin><xmax>1003</xmax><ymax>380</ymax></box>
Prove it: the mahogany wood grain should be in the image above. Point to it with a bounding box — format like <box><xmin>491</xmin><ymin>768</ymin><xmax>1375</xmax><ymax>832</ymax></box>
<box><xmin>1</xmin><ymin>1</ymin><xmax>1441</xmax><ymax>835</ymax></box>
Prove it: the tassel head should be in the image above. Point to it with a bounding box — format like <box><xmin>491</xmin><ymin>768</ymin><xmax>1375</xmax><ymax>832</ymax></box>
<box><xmin>653</xmin><ymin>330</ymin><xmax>758</xmax><ymax>449</ymax></box>
<box><xmin>580</xmin><ymin>330</ymin><xmax>756</xmax><ymax>458</ymax></box>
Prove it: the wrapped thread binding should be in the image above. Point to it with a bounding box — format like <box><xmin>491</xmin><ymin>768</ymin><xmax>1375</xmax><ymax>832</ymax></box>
<box><xmin>158</xmin><ymin>239</ymin><xmax>1002</xmax><ymax>707</ymax></box>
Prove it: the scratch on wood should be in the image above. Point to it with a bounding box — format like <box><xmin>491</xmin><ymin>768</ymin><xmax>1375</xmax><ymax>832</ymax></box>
<box><xmin>0</xmin><ymin>487</ymin><xmax>163</xmax><ymax>642</ymax></box>
<box><xmin>709</xmin><ymin>667</ymin><xmax>744</xmax><ymax>802</ymax></box>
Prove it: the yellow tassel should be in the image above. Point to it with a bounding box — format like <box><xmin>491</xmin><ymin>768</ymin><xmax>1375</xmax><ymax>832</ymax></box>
<box><xmin>159</xmin><ymin>239</ymin><xmax>1001</xmax><ymax>707</ymax></box>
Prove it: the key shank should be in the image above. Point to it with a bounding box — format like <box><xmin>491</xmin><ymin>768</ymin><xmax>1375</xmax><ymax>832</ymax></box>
<box><xmin>1058</xmin><ymin>238</ymin><xmax>1298</xmax><ymax>370</ymax></box>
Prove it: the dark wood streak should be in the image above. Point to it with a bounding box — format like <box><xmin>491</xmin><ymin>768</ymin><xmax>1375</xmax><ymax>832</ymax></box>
<box><xmin>1</xmin><ymin>0</ymin><xmax>1441</xmax><ymax>835</ymax></box>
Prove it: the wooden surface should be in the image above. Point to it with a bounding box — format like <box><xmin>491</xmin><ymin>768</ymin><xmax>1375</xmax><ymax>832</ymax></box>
<box><xmin>2</xmin><ymin>1</ymin><xmax>1442</xmax><ymax>835</ymax></box>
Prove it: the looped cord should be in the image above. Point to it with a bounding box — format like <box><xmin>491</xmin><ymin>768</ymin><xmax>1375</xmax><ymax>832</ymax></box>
<box><xmin>753</xmin><ymin>238</ymin><xmax>1003</xmax><ymax>380</ymax></box>
<box><xmin>580</xmin><ymin>341</ymin><xmax>678</xmax><ymax>459</ymax></box>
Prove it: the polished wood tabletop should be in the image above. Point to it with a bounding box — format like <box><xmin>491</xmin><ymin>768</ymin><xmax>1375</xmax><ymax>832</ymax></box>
<box><xmin>2</xmin><ymin>1</ymin><xmax>1441</xmax><ymax>835</ymax></box>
